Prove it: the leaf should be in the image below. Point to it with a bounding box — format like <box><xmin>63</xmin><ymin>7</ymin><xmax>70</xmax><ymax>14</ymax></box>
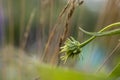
<box><xmin>36</xmin><ymin>64</ymin><xmax>106</xmax><ymax>80</ymax></box>
<box><xmin>108</xmin><ymin>62</ymin><xmax>120</xmax><ymax>79</ymax></box>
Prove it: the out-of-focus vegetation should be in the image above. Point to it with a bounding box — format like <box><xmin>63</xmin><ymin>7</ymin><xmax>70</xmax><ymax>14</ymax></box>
<box><xmin>0</xmin><ymin>0</ymin><xmax>120</xmax><ymax>80</ymax></box>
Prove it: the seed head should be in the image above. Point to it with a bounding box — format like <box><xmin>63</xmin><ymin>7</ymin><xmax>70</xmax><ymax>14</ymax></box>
<box><xmin>60</xmin><ymin>37</ymin><xmax>82</xmax><ymax>63</ymax></box>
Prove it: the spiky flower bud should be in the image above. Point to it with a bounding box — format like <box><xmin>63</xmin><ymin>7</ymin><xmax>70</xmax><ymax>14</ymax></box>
<box><xmin>60</xmin><ymin>37</ymin><xmax>81</xmax><ymax>63</ymax></box>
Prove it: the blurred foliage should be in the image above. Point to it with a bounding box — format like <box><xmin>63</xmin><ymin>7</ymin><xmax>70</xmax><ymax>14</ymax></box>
<box><xmin>109</xmin><ymin>62</ymin><xmax>120</xmax><ymax>79</ymax></box>
<box><xmin>36</xmin><ymin>64</ymin><xmax>106</xmax><ymax>80</ymax></box>
<box><xmin>0</xmin><ymin>46</ymin><xmax>120</xmax><ymax>80</ymax></box>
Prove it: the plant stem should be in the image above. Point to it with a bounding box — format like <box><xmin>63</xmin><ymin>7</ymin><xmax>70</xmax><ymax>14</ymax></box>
<box><xmin>79</xmin><ymin>27</ymin><xmax>120</xmax><ymax>37</ymax></box>
<box><xmin>80</xmin><ymin>22</ymin><xmax>120</xmax><ymax>47</ymax></box>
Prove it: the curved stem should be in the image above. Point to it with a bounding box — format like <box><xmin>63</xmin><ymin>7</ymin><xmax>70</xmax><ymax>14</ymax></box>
<box><xmin>79</xmin><ymin>27</ymin><xmax>120</xmax><ymax>37</ymax></box>
<box><xmin>80</xmin><ymin>22</ymin><xmax>120</xmax><ymax>47</ymax></box>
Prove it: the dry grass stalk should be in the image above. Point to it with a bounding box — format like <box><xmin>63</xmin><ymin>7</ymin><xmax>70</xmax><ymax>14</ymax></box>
<box><xmin>57</xmin><ymin>1</ymin><xmax>76</xmax><ymax>65</ymax></box>
<box><xmin>96</xmin><ymin>0</ymin><xmax>120</xmax><ymax>72</ymax></box>
<box><xmin>18</xmin><ymin>9</ymin><xmax>36</xmax><ymax>80</ymax></box>
<box><xmin>96</xmin><ymin>0</ymin><xmax>120</xmax><ymax>30</ymax></box>
<box><xmin>96</xmin><ymin>0</ymin><xmax>120</xmax><ymax>50</ymax></box>
<box><xmin>36</xmin><ymin>0</ymin><xmax>50</xmax><ymax>57</ymax></box>
<box><xmin>57</xmin><ymin>0</ymin><xmax>84</xmax><ymax>65</ymax></box>
<box><xmin>18</xmin><ymin>0</ymin><xmax>26</xmax><ymax>79</ymax></box>
<box><xmin>7</xmin><ymin>0</ymin><xmax>14</xmax><ymax>45</ymax></box>
<box><xmin>20</xmin><ymin>9</ymin><xmax>36</xmax><ymax>50</ymax></box>
<box><xmin>20</xmin><ymin>0</ymin><xmax>25</xmax><ymax>47</ymax></box>
<box><xmin>0</xmin><ymin>0</ymin><xmax>6</xmax><ymax>79</ymax></box>
<box><xmin>37</xmin><ymin>0</ymin><xmax>47</xmax><ymax>60</ymax></box>
<box><xmin>41</xmin><ymin>0</ymin><xmax>73</xmax><ymax>62</ymax></box>
<box><xmin>3</xmin><ymin>0</ymin><xmax>15</xmax><ymax>79</ymax></box>
<box><xmin>49</xmin><ymin>0</ymin><xmax>54</xmax><ymax>30</ymax></box>
<box><xmin>50</xmin><ymin>0</ymin><xmax>84</xmax><ymax>65</ymax></box>
<box><xmin>96</xmin><ymin>41</ymin><xmax>120</xmax><ymax>73</ymax></box>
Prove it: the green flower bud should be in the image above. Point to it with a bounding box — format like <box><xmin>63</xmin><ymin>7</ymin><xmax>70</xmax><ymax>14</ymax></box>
<box><xmin>60</xmin><ymin>37</ymin><xmax>82</xmax><ymax>63</ymax></box>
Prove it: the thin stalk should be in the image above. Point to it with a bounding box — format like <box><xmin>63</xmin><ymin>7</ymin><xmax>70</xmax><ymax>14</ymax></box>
<box><xmin>0</xmin><ymin>0</ymin><xmax>6</xmax><ymax>79</ymax></box>
<box><xmin>80</xmin><ymin>22</ymin><xmax>120</xmax><ymax>47</ymax></box>
<box><xmin>96</xmin><ymin>41</ymin><xmax>120</xmax><ymax>72</ymax></box>
<box><xmin>79</xmin><ymin>27</ymin><xmax>120</xmax><ymax>37</ymax></box>
<box><xmin>8</xmin><ymin>0</ymin><xmax>14</xmax><ymax>45</ymax></box>
<box><xmin>21</xmin><ymin>9</ymin><xmax>36</xmax><ymax>49</ymax></box>
<box><xmin>20</xmin><ymin>0</ymin><xmax>25</xmax><ymax>46</ymax></box>
<box><xmin>41</xmin><ymin>0</ymin><xmax>72</xmax><ymax>62</ymax></box>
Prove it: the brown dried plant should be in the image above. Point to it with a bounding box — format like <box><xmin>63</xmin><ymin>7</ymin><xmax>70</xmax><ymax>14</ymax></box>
<box><xmin>50</xmin><ymin>0</ymin><xmax>84</xmax><ymax>65</ymax></box>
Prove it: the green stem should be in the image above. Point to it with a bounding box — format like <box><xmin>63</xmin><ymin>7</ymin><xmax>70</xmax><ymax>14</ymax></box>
<box><xmin>80</xmin><ymin>22</ymin><xmax>120</xmax><ymax>47</ymax></box>
<box><xmin>79</xmin><ymin>27</ymin><xmax>120</xmax><ymax>37</ymax></box>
